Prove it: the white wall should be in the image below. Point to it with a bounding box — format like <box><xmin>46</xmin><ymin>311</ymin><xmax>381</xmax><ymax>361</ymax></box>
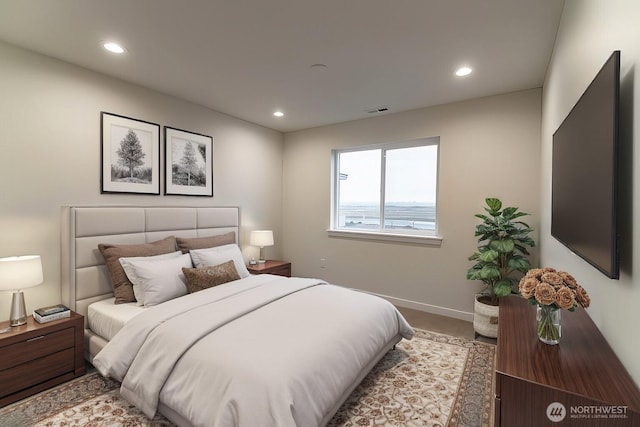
<box><xmin>283</xmin><ymin>89</ymin><xmax>542</xmax><ymax>319</ymax></box>
<box><xmin>541</xmin><ymin>0</ymin><xmax>640</xmax><ymax>384</ymax></box>
<box><xmin>0</xmin><ymin>41</ymin><xmax>284</xmax><ymax>320</ymax></box>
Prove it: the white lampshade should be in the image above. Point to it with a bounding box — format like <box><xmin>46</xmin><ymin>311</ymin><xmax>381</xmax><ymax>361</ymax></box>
<box><xmin>250</xmin><ymin>230</ymin><xmax>274</xmax><ymax>247</ymax></box>
<box><xmin>250</xmin><ymin>230</ymin><xmax>274</xmax><ymax>264</ymax></box>
<box><xmin>0</xmin><ymin>255</ymin><xmax>43</xmax><ymax>291</ymax></box>
<box><xmin>0</xmin><ymin>255</ymin><xmax>44</xmax><ymax>329</ymax></box>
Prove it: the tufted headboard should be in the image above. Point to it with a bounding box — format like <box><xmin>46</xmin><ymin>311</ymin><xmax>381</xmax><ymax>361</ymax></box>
<box><xmin>60</xmin><ymin>206</ymin><xmax>240</xmax><ymax>323</ymax></box>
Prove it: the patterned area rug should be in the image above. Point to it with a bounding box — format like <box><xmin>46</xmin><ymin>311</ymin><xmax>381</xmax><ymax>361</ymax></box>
<box><xmin>0</xmin><ymin>329</ymin><xmax>495</xmax><ymax>427</ymax></box>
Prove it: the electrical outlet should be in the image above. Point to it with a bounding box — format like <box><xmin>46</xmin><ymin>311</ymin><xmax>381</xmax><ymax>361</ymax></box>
<box><xmin>320</xmin><ymin>258</ymin><xmax>326</xmax><ymax>268</ymax></box>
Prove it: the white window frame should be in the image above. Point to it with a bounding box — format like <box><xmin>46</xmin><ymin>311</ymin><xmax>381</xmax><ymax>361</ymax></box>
<box><xmin>329</xmin><ymin>137</ymin><xmax>442</xmax><ymax>246</ymax></box>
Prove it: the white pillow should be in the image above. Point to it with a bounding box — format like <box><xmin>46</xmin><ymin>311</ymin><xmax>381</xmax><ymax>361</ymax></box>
<box><xmin>119</xmin><ymin>251</ymin><xmax>183</xmax><ymax>304</ymax></box>
<box><xmin>119</xmin><ymin>253</ymin><xmax>193</xmax><ymax>306</ymax></box>
<box><xmin>189</xmin><ymin>244</ymin><xmax>250</xmax><ymax>279</ymax></box>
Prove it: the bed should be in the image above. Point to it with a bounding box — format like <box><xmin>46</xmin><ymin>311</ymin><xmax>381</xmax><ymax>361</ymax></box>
<box><xmin>60</xmin><ymin>206</ymin><xmax>414</xmax><ymax>427</ymax></box>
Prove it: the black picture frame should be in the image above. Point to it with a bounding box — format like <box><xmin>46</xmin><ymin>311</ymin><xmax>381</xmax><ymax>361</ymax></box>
<box><xmin>101</xmin><ymin>112</ymin><xmax>160</xmax><ymax>195</ymax></box>
<box><xmin>164</xmin><ymin>126</ymin><xmax>214</xmax><ymax>197</ymax></box>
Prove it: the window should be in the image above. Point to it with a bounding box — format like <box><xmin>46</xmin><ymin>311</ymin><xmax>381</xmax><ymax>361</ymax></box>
<box><xmin>330</xmin><ymin>137</ymin><xmax>440</xmax><ymax>243</ymax></box>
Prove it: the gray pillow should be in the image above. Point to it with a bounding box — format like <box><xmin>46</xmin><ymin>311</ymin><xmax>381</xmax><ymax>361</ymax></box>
<box><xmin>176</xmin><ymin>232</ymin><xmax>236</xmax><ymax>253</ymax></box>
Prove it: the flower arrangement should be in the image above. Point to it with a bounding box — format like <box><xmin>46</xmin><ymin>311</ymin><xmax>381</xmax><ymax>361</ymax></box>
<box><xmin>518</xmin><ymin>267</ymin><xmax>590</xmax><ymax>344</ymax></box>
<box><xmin>518</xmin><ymin>267</ymin><xmax>590</xmax><ymax>310</ymax></box>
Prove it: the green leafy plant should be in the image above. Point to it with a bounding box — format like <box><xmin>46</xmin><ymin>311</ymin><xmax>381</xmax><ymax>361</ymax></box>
<box><xmin>467</xmin><ymin>198</ymin><xmax>535</xmax><ymax>305</ymax></box>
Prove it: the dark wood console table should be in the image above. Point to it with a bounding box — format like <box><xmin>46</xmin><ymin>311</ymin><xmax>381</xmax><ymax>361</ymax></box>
<box><xmin>495</xmin><ymin>296</ymin><xmax>640</xmax><ymax>426</ymax></box>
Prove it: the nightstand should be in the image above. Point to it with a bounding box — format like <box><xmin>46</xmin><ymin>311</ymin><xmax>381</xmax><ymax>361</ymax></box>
<box><xmin>0</xmin><ymin>311</ymin><xmax>85</xmax><ymax>407</ymax></box>
<box><xmin>247</xmin><ymin>260</ymin><xmax>291</xmax><ymax>277</ymax></box>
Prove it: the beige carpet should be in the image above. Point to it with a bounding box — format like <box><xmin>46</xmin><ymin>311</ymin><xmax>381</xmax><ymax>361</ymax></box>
<box><xmin>0</xmin><ymin>329</ymin><xmax>495</xmax><ymax>427</ymax></box>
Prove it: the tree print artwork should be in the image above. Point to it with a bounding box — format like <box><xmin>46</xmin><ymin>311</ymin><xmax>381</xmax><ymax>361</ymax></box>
<box><xmin>116</xmin><ymin>129</ymin><xmax>146</xmax><ymax>179</ymax></box>
<box><xmin>101</xmin><ymin>112</ymin><xmax>160</xmax><ymax>195</ymax></box>
<box><xmin>164</xmin><ymin>127</ymin><xmax>213</xmax><ymax>196</ymax></box>
<box><xmin>110</xmin><ymin>127</ymin><xmax>153</xmax><ymax>184</ymax></box>
<box><xmin>172</xmin><ymin>139</ymin><xmax>206</xmax><ymax>187</ymax></box>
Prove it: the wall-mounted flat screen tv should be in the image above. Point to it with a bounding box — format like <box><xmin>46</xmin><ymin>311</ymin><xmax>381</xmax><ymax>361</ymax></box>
<box><xmin>552</xmin><ymin>50</ymin><xmax>620</xmax><ymax>279</ymax></box>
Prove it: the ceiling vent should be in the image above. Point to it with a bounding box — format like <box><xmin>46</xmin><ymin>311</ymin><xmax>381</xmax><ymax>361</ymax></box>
<box><xmin>366</xmin><ymin>106</ymin><xmax>389</xmax><ymax>114</ymax></box>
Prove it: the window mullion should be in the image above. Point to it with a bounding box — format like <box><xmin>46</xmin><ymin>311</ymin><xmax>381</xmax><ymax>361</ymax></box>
<box><xmin>332</xmin><ymin>153</ymin><xmax>339</xmax><ymax>228</ymax></box>
<box><xmin>379</xmin><ymin>148</ymin><xmax>386</xmax><ymax>231</ymax></box>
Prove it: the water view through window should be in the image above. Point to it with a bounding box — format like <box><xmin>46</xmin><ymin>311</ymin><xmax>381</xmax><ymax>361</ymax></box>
<box><xmin>339</xmin><ymin>202</ymin><xmax>436</xmax><ymax>230</ymax></box>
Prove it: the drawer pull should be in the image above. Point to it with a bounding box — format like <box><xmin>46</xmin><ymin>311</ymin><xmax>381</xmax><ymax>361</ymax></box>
<box><xmin>26</xmin><ymin>335</ymin><xmax>45</xmax><ymax>342</ymax></box>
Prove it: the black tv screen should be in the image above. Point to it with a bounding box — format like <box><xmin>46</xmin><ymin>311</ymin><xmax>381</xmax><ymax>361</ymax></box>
<box><xmin>552</xmin><ymin>50</ymin><xmax>620</xmax><ymax>279</ymax></box>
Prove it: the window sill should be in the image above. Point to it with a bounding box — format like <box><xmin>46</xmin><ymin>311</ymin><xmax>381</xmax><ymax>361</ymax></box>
<box><xmin>327</xmin><ymin>229</ymin><xmax>443</xmax><ymax>247</ymax></box>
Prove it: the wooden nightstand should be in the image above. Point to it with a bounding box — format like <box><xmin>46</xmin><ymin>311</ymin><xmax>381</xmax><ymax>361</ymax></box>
<box><xmin>0</xmin><ymin>311</ymin><xmax>85</xmax><ymax>407</ymax></box>
<box><xmin>247</xmin><ymin>260</ymin><xmax>291</xmax><ymax>277</ymax></box>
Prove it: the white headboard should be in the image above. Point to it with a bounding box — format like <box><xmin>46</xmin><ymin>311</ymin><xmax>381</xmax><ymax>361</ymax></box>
<box><xmin>60</xmin><ymin>206</ymin><xmax>240</xmax><ymax>321</ymax></box>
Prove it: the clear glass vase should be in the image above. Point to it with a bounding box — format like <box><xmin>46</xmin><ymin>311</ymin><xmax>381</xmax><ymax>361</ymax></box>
<box><xmin>536</xmin><ymin>305</ymin><xmax>561</xmax><ymax>345</ymax></box>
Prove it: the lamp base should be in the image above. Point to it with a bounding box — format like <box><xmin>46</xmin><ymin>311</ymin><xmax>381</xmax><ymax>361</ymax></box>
<box><xmin>9</xmin><ymin>291</ymin><xmax>27</xmax><ymax>327</ymax></box>
<box><xmin>258</xmin><ymin>247</ymin><xmax>267</xmax><ymax>264</ymax></box>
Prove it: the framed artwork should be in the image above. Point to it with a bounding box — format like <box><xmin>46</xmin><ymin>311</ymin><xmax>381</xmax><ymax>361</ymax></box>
<box><xmin>101</xmin><ymin>112</ymin><xmax>160</xmax><ymax>194</ymax></box>
<box><xmin>164</xmin><ymin>127</ymin><xmax>214</xmax><ymax>197</ymax></box>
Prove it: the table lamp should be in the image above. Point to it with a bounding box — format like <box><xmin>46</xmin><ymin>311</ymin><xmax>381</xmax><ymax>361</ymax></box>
<box><xmin>0</xmin><ymin>255</ymin><xmax>43</xmax><ymax>331</ymax></box>
<box><xmin>250</xmin><ymin>230</ymin><xmax>274</xmax><ymax>264</ymax></box>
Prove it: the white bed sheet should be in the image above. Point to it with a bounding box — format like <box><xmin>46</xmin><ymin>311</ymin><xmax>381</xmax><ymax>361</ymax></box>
<box><xmin>88</xmin><ymin>297</ymin><xmax>144</xmax><ymax>341</ymax></box>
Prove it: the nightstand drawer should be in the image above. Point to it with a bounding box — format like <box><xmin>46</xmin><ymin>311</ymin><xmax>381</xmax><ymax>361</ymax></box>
<box><xmin>1</xmin><ymin>327</ymin><xmax>74</xmax><ymax>371</ymax></box>
<box><xmin>269</xmin><ymin>265</ymin><xmax>291</xmax><ymax>277</ymax></box>
<box><xmin>247</xmin><ymin>260</ymin><xmax>292</xmax><ymax>277</ymax></box>
<box><xmin>0</xmin><ymin>348</ymin><xmax>74</xmax><ymax>396</ymax></box>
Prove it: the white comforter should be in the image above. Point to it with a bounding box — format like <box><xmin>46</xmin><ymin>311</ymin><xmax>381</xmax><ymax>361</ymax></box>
<box><xmin>93</xmin><ymin>275</ymin><xmax>414</xmax><ymax>427</ymax></box>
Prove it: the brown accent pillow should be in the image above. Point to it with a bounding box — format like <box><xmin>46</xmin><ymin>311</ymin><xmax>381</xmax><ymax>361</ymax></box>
<box><xmin>98</xmin><ymin>236</ymin><xmax>177</xmax><ymax>304</ymax></box>
<box><xmin>176</xmin><ymin>232</ymin><xmax>236</xmax><ymax>254</ymax></box>
<box><xmin>182</xmin><ymin>260</ymin><xmax>241</xmax><ymax>293</ymax></box>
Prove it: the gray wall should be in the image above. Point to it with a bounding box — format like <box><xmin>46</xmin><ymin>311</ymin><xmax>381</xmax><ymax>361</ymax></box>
<box><xmin>0</xmin><ymin>41</ymin><xmax>284</xmax><ymax>319</ymax></box>
<box><xmin>541</xmin><ymin>0</ymin><xmax>640</xmax><ymax>384</ymax></box>
<box><xmin>282</xmin><ymin>89</ymin><xmax>542</xmax><ymax>320</ymax></box>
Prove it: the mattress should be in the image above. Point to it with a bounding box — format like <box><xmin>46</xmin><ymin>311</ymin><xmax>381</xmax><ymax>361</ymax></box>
<box><xmin>88</xmin><ymin>297</ymin><xmax>144</xmax><ymax>341</ymax></box>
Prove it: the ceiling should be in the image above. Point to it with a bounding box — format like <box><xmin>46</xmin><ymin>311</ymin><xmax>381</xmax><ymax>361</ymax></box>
<box><xmin>0</xmin><ymin>0</ymin><xmax>564</xmax><ymax>133</ymax></box>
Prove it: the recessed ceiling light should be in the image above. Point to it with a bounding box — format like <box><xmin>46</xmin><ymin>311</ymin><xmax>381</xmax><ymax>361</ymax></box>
<box><xmin>273</xmin><ymin>111</ymin><xmax>284</xmax><ymax>117</ymax></box>
<box><xmin>455</xmin><ymin>66</ymin><xmax>473</xmax><ymax>77</ymax></box>
<box><xmin>103</xmin><ymin>42</ymin><xmax>125</xmax><ymax>54</ymax></box>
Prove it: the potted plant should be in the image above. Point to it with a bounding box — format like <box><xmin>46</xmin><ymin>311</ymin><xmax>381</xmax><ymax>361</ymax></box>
<box><xmin>466</xmin><ymin>198</ymin><xmax>535</xmax><ymax>338</ymax></box>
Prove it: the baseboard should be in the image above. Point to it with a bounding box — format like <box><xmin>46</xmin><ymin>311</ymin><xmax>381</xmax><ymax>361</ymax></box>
<box><xmin>374</xmin><ymin>292</ymin><xmax>474</xmax><ymax>322</ymax></box>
